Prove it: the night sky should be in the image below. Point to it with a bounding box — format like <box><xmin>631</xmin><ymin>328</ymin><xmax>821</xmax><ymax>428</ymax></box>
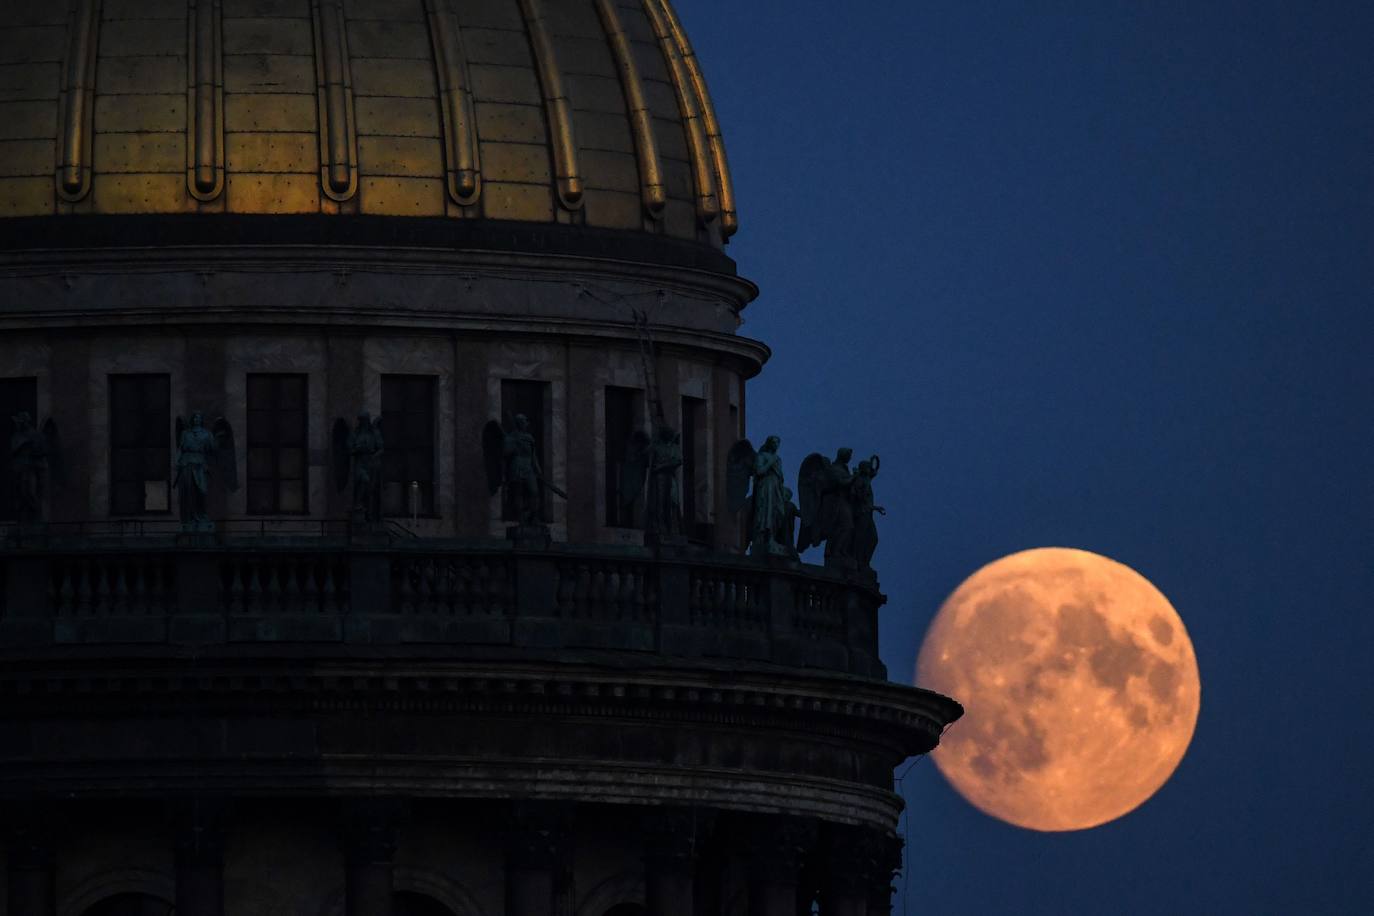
<box><xmin>680</xmin><ymin>2</ymin><xmax>1373</xmax><ymax>913</ymax></box>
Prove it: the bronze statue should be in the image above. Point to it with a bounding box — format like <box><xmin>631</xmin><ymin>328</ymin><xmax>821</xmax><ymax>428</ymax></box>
<box><xmin>621</xmin><ymin>423</ymin><xmax>683</xmax><ymax>536</ymax></box>
<box><xmin>726</xmin><ymin>436</ymin><xmax>789</xmax><ymax>557</ymax></box>
<box><xmin>332</xmin><ymin>412</ymin><xmax>384</xmax><ymax>522</ymax></box>
<box><xmin>797</xmin><ymin>447</ymin><xmax>856</xmax><ymax>566</ymax></box>
<box><xmin>851</xmin><ymin>455</ymin><xmax>884</xmax><ymax>570</ymax></box>
<box><xmin>174</xmin><ymin>412</ymin><xmax>237</xmax><ymax>529</ymax></box>
<box><xmin>483</xmin><ymin>413</ymin><xmax>565</xmax><ymax>527</ymax></box>
<box><xmin>8</xmin><ymin>411</ymin><xmax>59</xmax><ymax>524</ymax></box>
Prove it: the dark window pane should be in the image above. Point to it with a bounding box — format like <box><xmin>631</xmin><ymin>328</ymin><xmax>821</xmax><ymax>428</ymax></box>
<box><xmin>381</xmin><ymin>375</ymin><xmax>436</xmax><ymax>517</ymax></box>
<box><xmin>244</xmin><ymin>374</ymin><xmax>309</xmax><ymax>514</ymax></box>
<box><xmin>110</xmin><ymin>375</ymin><xmax>171</xmax><ymax>515</ymax></box>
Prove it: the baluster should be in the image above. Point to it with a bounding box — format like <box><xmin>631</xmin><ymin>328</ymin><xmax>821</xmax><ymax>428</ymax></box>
<box><xmin>244</xmin><ymin>560</ymin><xmax>262</xmax><ymax>613</ymax></box>
<box><xmin>111</xmin><ymin>563</ymin><xmax>130</xmax><ymax>615</ymax></box>
<box><xmin>75</xmin><ymin>561</ymin><xmax>94</xmax><ymax>616</ymax></box>
<box><xmin>56</xmin><ymin>563</ymin><xmax>74</xmax><ymax>615</ymax></box>
<box><xmin>455</xmin><ymin>560</ymin><xmax>472</xmax><ymax>616</ymax></box>
<box><xmin>395</xmin><ymin>560</ymin><xmax>415</xmax><ymax>614</ymax></box>
<box><xmin>556</xmin><ymin>563</ymin><xmax>574</xmax><ymax>615</ymax></box>
<box><xmin>321</xmin><ymin>562</ymin><xmax>338</xmax><ymax>612</ymax></box>
<box><xmin>281</xmin><ymin>557</ymin><xmax>300</xmax><ymax>611</ymax></box>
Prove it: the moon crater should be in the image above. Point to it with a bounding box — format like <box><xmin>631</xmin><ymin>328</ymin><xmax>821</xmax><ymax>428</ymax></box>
<box><xmin>917</xmin><ymin>548</ymin><xmax>1200</xmax><ymax>831</ymax></box>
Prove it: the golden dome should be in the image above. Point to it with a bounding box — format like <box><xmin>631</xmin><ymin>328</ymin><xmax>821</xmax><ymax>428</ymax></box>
<box><xmin>0</xmin><ymin>0</ymin><xmax>737</xmax><ymax>247</ymax></box>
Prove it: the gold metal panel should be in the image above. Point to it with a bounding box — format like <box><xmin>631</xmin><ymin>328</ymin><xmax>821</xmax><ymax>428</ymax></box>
<box><xmin>0</xmin><ymin>176</ymin><xmax>56</xmax><ymax>215</ymax></box>
<box><xmin>657</xmin><ymin>0</ymin><xmax>736</xmax><ymax>236</ymax></box>
<box><xmin>472</xmin><ymin>101</ymin><xmax>545</xmax><ymax>144</ymax></box>
<box><xmin>659</xmin><ymin>155</ymin><xmax>691</xmax><ymax>198</ymax></box>
<box><xmin>564</xmin><ymin>73</ymin><xmax>625</xmax><ymax>115</ymax></box>
<box><xmin>582</xmin><ymin>187</ymin><xmax>641</xmax><ymax>230</ymax></box>
<box><xmin>551</xmin><ymin>37</ymin><xmax>617</xmax><ymax>79</ymax></box>
<box><xmin>468</xmin><ymin>64</ymin><xmax>541</xmax><ymax>106</ymax></box>
<box><xmin>542</xmin><ymin>1</ymin><xmax>603</xmax><ymax>40</ymax></box>
<box><xmin>103</xmin><ymin>0</ymin><xmax>185</xmax><ymax>20</ymax></box>
<box><xmin>225</xmin><ymin>130</ymin><xmax>315</xmax><ymax>171</ymax></box>
<box><xmin>56</xmin><ymin>0</ymin><xmax>101</xmax><ymax>202</ymax></box>
<box><xmin>481</xmin><ymin>179</ymin><xmax>552</xmax><ymax>222</ymax></box>
<box><xmin>100</xmin><ymin>19</ymin><xmax>185</xmax><ymax>57</ymax></box>
<box><xmin>639</xmin><ymin>77</ymin><xmax>678</xmax><ymax>123</ymax></box>
<box><xmin>96</xmin><ymin>93</ymin><xmax>185</xmax><ymax>132</ymax></box>
<box><xmin>593</xmin><ymin>0</ymin><xmax>661</xmax><ymax>216</ymax></box>
<box><xmin>96</xmin><ymin>57</ymin><xmax>185</xmax><ymax>95</ymax></box>
<box><xmin>223</xmin><ymin>16</ymin><xmax>315</xmax><ymax>55</ymax></box>
<box><xmin>479</xmin><ymin>140</ymin><xmax>549</xmax><ymax>184</ymax></box>
<box><xmin>0</xmin><ymin>63</ymin><xmax>61</xmax><ymax>102</ymax></box>
<box><xmin>452</xmin><ymin>0</ymin><xmax>523</xmax><ymax>31</ymax></box>
<box><xmin>0</xmin><ymin>27</ymin><xmax>68</xmax><ymax>64</ymax></box>
<box><xmin>93</xmin><ymin>132</ymin><xmax>185</xmax><ymax>173</ymax></box>
<box><xmin>0</xmin><ymin>101</ymin><xmax>58</xmax><ymax>141</ymax></box>
<box><xmin>651</xmin><ymin>115</ymin><xmax>686</xmax><ymax>161</ymax></box>
<box><xmin>461</xmin><ymin>28</ymin><xmax>534</xmax><ymax>68</ymax></box>
<box><xmin>422</xmin><ymin>0</ymin><xmax>481</xmax><ymax>205</ymax></box>
<box><xmin>348</xmin><ymin>58</ymin><xmax>436</xmax><ymax>97</ymax></box>
<box><xmin>0</xmin><ymin>139</ymin><xmax>56</xmax><ymax>177</ymax></box>
<box><xmin>516</xmin><ymin>0</ymin><xmax>581</xmax><ymax>209</ymax></box>
<box><xmin>311</xmin><ymin>0</ymin><xmax>359</xmax><ymax>200</ymax></box>
<box><xmin>6</xmin><ymin>3</ymin><xmax>68</xmax><ymax>27</ymax></box>
<box><xmin>661</xmin><ymin>196</ymin><xmax>693</xmax><ymax>239</ymax></box>
<box><xmin>226</xmin><ymin>170</ymin><xmax>320</xmax><ymax>211</ymax></box>
<box><xmin>223</xmin><ymin>0</ymin><xmax>308</xmax><ymax>17</ymax></box>
<box><xmin>188</xmin><ymin>0</ymin><xmax>226</xmax><ymax>201</ymax></box>
<box><xmin>356</xmin><ymin>135</ymin><xmax>443</xmax><ymax>178</ymax></box>
<box><xmin>627</xmin><ymin>37</ymin><xmax>669</xmax><ymax>84</ymax></box>
<box><xmin>223</xmin><ymin>92</ymin><xmax>314</xmax><ymax>130</ymax></box>
<box><xmin>90</xmin><ymin>172</ymin><xmax>195</xmax><ymax>213</ymax></box>
<box><xmin>579</xmin><ymin>149</ymin><xmax>637</xmax><ymax>193</ymax></box>
<box><xmin>354</xmin><ymin>97</ymin><xmax>439</xmax><ymax>137</ymax></box>
<box><xmin>345</xmin><ymin>0</ymin><xmax>424</xmax><ymax>20</ymax></box>
<box><xmin>345</xmin><ymin>20</ymin><xmax>431</xmax><ymax>59</ymax></box>
<box><xmin>223</xmin><ymin>53</ymin><xmax>314</xmax><ymax>93</ymax></box>
<box><xmin>612</xmin><ymin>2</ymin><xmax>656</xmax><ymax>44</ymax></box>
<box><xmin>358</xmin><ymin>175</ymin><xmax>444</xmax><ymax>215</ymax></box>
<box><xmin>572</xmin><ymin>109</ymin><xmax>632</xmax><ymax>153</ymax></box>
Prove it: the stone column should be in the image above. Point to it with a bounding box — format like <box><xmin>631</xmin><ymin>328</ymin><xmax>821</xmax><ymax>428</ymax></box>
<box><xmin>643</xmin><ymin>809</ymin><xmax>699</xmax><ymax>916</ymax></box>
<box><xmin>343</xmin><ymin>800</ymin><xmax>401</xmax><ymax>916</ymax></box>
<box><xmin>5</xmin><ymin>840</ymin><xmax>54</xmax><ymax>916</ymax></box>
<box><xmin>743</xmin><ymin>816</ymin><xmax>814</xmax><ymax>916</ymax></box>
<box><xmin>6</xmin><ymin>807</ymin><xmax>54</xmax><ymax>916</ymax></box>
<box><xmin>174</xmin><ymin>801</ymin><xmax>226</xmax><ymax>916</ymax></box>
<box><xmin>820</xmin><ymin>826</ymin><xmax>891</xmax><ymax>916</ymax></box>
<box><xmin>504</xmin><ymin>804</ymin><xmax>562</xmax><ymax>916</ymax></box>
<box><xmin>865</xmin><ymin>832</ymin><xmax>903</xmax><ymax>916</ymax></box>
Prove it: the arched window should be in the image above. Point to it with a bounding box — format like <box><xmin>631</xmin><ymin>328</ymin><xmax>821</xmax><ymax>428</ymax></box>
<box><xmin>394</xmin><ymin>891</ymin><xmax>458</xmax><ymax>916</ymax></box>
<box><xmin>80</xmin><ymin>894</ymin><xmax>173</xmax><ymax>916</ymax></box>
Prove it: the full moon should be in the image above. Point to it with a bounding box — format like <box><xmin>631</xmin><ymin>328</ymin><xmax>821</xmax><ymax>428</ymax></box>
<box><xmin>916</xmin><ymin>548</ymin><xmax>1200</xmax><ymax>831</ymax></box>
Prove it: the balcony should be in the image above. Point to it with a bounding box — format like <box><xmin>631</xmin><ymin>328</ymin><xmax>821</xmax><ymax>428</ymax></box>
<box><xmin>0</xmin><ymin>523</ymin><xmax>886</xmax><ymax>679</ymax></box>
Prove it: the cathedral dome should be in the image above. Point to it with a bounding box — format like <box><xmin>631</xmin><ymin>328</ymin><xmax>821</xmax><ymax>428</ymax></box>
<box><xmin>0</xmin><ymin>0</ymin><xmax>737</xmax><ymax>259</ymax></box>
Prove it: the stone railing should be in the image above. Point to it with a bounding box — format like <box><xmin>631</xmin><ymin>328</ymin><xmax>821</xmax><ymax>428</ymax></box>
<box><xmin>0</xmin><ymin>536</ymin><xmax>886</xmax><ymax>678</ymax></box>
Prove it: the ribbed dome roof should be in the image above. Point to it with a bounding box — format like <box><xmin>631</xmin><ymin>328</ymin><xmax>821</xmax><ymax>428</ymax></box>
<box><xmin>0</xmin><ymin>0</ymin><xmax>737</xmax><ymax>248</ymax></box>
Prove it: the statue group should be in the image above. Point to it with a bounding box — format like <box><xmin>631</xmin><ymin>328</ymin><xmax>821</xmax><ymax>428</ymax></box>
<box><xmin>728</xmin><ymin>437</ymin><xmax>884</xmax><ymax>572</ymax></box>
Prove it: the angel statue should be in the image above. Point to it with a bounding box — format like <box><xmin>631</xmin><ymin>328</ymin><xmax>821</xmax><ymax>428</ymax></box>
<box><xmin>726</xmin><ymin>435</ymin><xmax>789</xmax><ymax>557</ymax></box>
<box><xmin>332</xmin><ymin>412</ymin><xmax>384</xmax><ymax>522</ymax></box>
<box><xmin>8</xmin><ymin>411</ymin><xmax>60</xmax><ymax>525</ymax></box>
<box><xmin>796</xmin><ymin>447</ymin><xmax>856</xmax><ymax>567</ymax></box>
<box><xmin>174</xmin><ymin>411</ymin><xmax>237</xmax><ymax>529</ymax></box>
<box><xmin>483</xmin><ymin>413</ymin><xmax>566</xmax><ymax>529</ymax></box>
<box><xmin>851</xmin><ymin>455</ymin><xmax>885</xmax><ymax>570</ymax></box>
<box><xmin>621</xmin><ymin>423</ymin><xmax>683</xmax><ymax>537</ymax></box>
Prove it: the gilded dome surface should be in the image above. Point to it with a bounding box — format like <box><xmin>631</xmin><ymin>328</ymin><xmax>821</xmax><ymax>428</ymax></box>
<box><xmin>0</xmin><ymin>0</ymin><xmax>737</xmax><ymax>247</ymax></box>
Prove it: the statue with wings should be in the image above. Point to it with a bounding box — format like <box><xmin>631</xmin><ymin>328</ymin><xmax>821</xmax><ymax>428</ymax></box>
<box><xmin>332</xmin><ymin>412</ymin><xmax>384</xmax><ymax>522</ymax></box>
<box><xmin>175</xmin><ymin>411</ymin><xmax>237</xmax><ymax>528</ymax></box>
<box><xmin>796</xmin><ymin>447</ymin><xmax>856</xmax><ymax>566</ymax></box>
<box><xmin>726</xmin><ymin>435</ymin><xmax>789</xmax><ymax>557</ymax></box>
<box><xmin>851</xmin><ymin>455</ymin><xmax>884</xmax><ymax>570</ymax></box>
<box><xmin>621</xmin><ymin>422</ymin><xmax>683</xmax><ymax>537</ymax></box>
<box><xmin>483</xmin><ymin>413</ymin><xmax>566</xmax><ymax>528</ymax></box>
<box><xmin>8</xmin><ymin>411</ymin><xmax>60</xmax><ymax>524</ymax></box>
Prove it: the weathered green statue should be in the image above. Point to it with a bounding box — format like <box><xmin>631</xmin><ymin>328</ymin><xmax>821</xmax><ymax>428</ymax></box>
<box><xmin>8</xmin><ymin>411</ymin><xmax>59</xmax><ymax>525</ymax></box>
<box><xmin>797</xmin><ymin>447</ymin><xmax>857</xmax><ymax>567</ymax></box>
<box><xmin>483</xmin><ymin>413</ymin><xmax>566</xmax><ymax>529</ymax></box>
<box><xmin>622</xmin><ymin>422</ymin><xmax>684</xmax><ymax>536</ymax></box>
<box><xmin>175</xmin><ymin>412</ymin><xmax>237</xmax><ymax>529</ymax></box>
<box><xmin>727</xmin><ymin>436</ymin><xmax>789</xmax><ymax>557</ymax></box>
<box><xmin>851</xmin><ymin>455</ymin><xmax>884</xmax><ymax>570</ymax></box>
<box><xmin>332</xmin><ymin>412</ymin><xmax>384</xmax><ymax>522</ymax></box>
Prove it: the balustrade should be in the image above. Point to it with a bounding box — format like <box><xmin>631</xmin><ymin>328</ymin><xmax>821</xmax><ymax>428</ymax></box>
<box><xmin>0</xmin><ymin>539</ymin><xmax>885</xmax><ymax>677</ymax></box>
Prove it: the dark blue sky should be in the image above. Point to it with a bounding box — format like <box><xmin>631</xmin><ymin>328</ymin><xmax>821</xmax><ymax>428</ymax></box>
<box><xmin>681</xmin><ymin>2</ymin><xmax>1374</xmax><ymax>912</ymax></box>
